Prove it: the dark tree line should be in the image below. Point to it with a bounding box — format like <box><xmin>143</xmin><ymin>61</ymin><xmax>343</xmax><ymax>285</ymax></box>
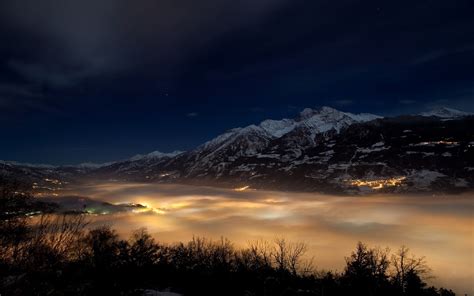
<box><xmin>0</xmin><ymin>178</ymin><xmax>457</xmax><ymax>296</ymax></box>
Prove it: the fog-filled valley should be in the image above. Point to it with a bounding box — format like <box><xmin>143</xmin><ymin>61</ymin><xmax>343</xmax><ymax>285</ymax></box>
<box><xmin>43</xmin><ymin>182</ymin><xmax>473</xmax><ymax>294</ymax></box>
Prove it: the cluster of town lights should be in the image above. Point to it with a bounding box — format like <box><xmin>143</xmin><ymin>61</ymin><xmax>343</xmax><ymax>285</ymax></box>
<box><xmin>349</xmin><ymin>176</ymin><xmax>406</xmax><ymax>190</ymax></box>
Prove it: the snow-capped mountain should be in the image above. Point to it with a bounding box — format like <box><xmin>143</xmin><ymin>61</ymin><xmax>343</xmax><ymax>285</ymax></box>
<box><xmin>200</xmin><ymin>106</ymin><xmax>381</xmax><ymax>153</ymax></box>
<box><xmin>0</xmin><ymin>160</ymin><xmax>56</xmax><ymax>169</ymax></box>
<box><xmin>216</xmin><ymin>106</ymin><xmax>382</xmax><ymax>142</ymax></box>
<box><xmin>420</xmin><ymin>107</ymin><xmax>472</xmax><ymax>119</ymax></box>
<box><xmin>163</xmin><ymin>107</ymin><xmax>382</xmax><ymax>178</ymax></box>
<box><xmin>129</xmin><ymin>150</ymin><xmax>184</xmax><ymax>162</ymax></box>
<box><xmin>73</xmin><ymin>162</ymin><xmax>116</xmax><ymax>169</ymax></box>
<box><xmin>1</xmin><ymin>106</ymin><xmax>473</xmax><ymax>194</ymax></box>
<box><xmin>0</xmin><ymin>150</ymin><xmax>185</xmax><ymax>184</ymax></box>
<box><xmin>258</xmin><ymin>107</ymin><xmax>382</xmax><ymax>144</ymax></box>
<box><xmin>89</xmin><ymin>150</ymin><xmax>185</xmax><ymax>180</ymax></box>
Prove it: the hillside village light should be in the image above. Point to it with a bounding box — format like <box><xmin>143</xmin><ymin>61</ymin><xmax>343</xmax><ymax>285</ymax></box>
<box><xmin>348</xmin><ymin>176</ymin><xmax>406</xmax><ymax>190</ymax></box>
<box><xmin>234</xmin><ymin>186</ymin><xmax>250</xmax><ymax>192</ymax></box>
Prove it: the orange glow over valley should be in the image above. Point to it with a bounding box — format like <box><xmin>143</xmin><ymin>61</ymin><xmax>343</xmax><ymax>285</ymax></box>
<box><xmin>54</xmin><ymin>182</ymin><xmax>474</xmax><ymax>294</ymax></box>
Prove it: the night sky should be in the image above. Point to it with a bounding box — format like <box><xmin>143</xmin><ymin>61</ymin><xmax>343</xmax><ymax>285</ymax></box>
<box><xmin>1</xmin><ymin>0</ymin><xmax>473</xmax><ymax>165</ymax></box>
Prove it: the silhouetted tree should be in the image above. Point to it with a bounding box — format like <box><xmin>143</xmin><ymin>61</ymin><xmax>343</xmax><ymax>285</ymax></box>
<box><xmin>273</xmin><ymin>238</ymin><xmax>311</xmax><ymax>276</ymax></box>
<box><xmin>391</xmin><ymin>246</ymin><xmax>431</xmax><ymax>295</ymax></box>
<box><xmin>83</xmin><ymin>226</ymin><xmax>123</xmax><ymax>270</ymax></box>
<box><xmin>0</xmin><ymin>178</ymin><xmax>35</xmax><ymax>261</ymax></box>
<box><xmin>128</xmin><ymin>228</ymin><xmax>160</xmax><ymax>268</ymax></box>
<box><xmin>342</xmin><ymin>242</ymin><xmax>391</xmax><ymax>296</ymax></box>
<box><xmin>438</xmin><ymin>288</ymin><xmax>456</xmax><ymax>296</ymax></box>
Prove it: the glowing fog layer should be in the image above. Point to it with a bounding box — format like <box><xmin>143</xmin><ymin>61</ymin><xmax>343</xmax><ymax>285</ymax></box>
<box><xmin>59</xmin><ymin>183</ymin><xmax>473</xmax><ymax>294</ymax></box>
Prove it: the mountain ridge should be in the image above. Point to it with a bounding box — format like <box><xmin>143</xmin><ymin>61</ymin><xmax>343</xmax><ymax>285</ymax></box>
<box><xmin>1</xmin><ymin>106</ymin><xmax>473</xmax><ymax>195</ymax></box>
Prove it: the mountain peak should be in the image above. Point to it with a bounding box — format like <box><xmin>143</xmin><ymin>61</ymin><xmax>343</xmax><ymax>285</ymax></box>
<box><xmin>257</xmin><ymin>106</ymin><xmax>382</xmax><ymax>139</ymax></box>
<box><xmin>298</xmin><ymin>106</ymin><xmax>381</xmax><ymax>121</ymax></box>
<box><xmin>299</xmin><ymin>106</ymin><xmax>341</xmax><ymax>119</ymax></box>
<box><xmin>420</xmin><ymin>107</ymin><xmax>472</xmax><ymax>118</ymax></box>
<box><xmin>299</xmin><ymin>107</ymin><xmax>316</xmax><ymax>119</ymax></box>
<box><xmin>319</xmin><ymin>106</ymin><xmax>339</xmax><ymax>113</ymax></box>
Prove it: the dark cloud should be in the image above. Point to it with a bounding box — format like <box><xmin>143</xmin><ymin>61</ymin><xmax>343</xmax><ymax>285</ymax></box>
<box><xmin>0</xmin><ymin>83</ymin><xmax>41</xmax><ymax>99</ymax></box>
<box><xmin>0</xmin><ymin>0</ymin><xmax>288</xmax><ymax>116</ymax></box>
<box><xmin>0</xmin><ymin>0</ymin><xmax>287</xmax><ymax>68</ymax></box>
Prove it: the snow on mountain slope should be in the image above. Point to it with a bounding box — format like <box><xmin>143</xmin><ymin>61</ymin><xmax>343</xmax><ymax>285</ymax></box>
<box><xmin>259</xmin><ymin>118</ymin><xmax>297</xmax><ymax>137</ymax></box>
<box><xmin>259</xmin><ymin>106</ymin><xmax>383</xmax><ymax>148</ymax></box>
<box><xmin>259</xmin><ymin>106</ymin><xmax>382</xmax><ymax>139</ymax></box>
<box><xmin>2</xmin><ymin>106</ymin><xmax>473</xmax><ymax>194</ymax></box>
<box><xmin>199</xmin><ymin>106</ymin><xmax>381</xmax><ymax>150</ymax></box>
<box><xmin>173</xmin><ymin>107</ymin><xmax>382</xmax><ymax>178</ymax></box>
<box><xmin>420</xmin><ymin>107</ymin><xmax>472</xmax><ymax>118</ymax></box>
<box><xmin>130</xmin><ymin>150</ymin><xmax>184</xmax><ymax>161</ymax></box>
<box><xmin>295</xmin><ymin>106</ymin><xmax>381</xmax><ymax>133</ymax></box>
<box><xmin>72</xmin><ymin>162</ymin><xmax>116</xmax><ymax>169</ymax></box>
<box><xmin>0</xmin><ymin>150</ymin><xmax>184</xmax><ymax>175</ymax></box>
<box><xmin>182</xmin><ymin>125</ymin><xmax>273</xmax><ymax>176</ymax></box>
<box><xmin>0</xmin><ymin>160</ymin><xmax>56</xmax><ymax>169</ymax></box>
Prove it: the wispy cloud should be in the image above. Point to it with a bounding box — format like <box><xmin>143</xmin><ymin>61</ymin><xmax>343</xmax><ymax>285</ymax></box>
<box><xmin>0</xmin><ymin>58</ymin><xmax>108</xmax><ymax>116</ymax></box>
<box><xmin>422</xmin><ymin>87</ymin><xmax>474</xmax><ymax>113</ymax></box>
<box><xmin>411</xmin><ymin>45</ymin><xmax>474</xmax><ymax>65</ymax></box>
<box><xmin>0</xmin><ymin>83</ymin><xmax>61</xmax><ymax>115</ymax></box>
<box><xmin>186</xmin><ymin>112</ymin><xmax>199</xmax><ymax>117</ymax></box>
<box><xmin>250</xmin><ymin>107</ymin><xmax>264</xmax><ymax>112</ymax></box>
<box><xmin>8</xmin><ymin>59</ymin><xmax>105</xmax><ymax>89</ymax></box>
<box><xmin>399</xmin><ymin>99</ymin><xmax>416</xmax><ymax>105</ymax></box>
<box><xmin>334</xmin><ymin>99</ymin><xmax>353</xmax><ymax>106</ymax></box>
